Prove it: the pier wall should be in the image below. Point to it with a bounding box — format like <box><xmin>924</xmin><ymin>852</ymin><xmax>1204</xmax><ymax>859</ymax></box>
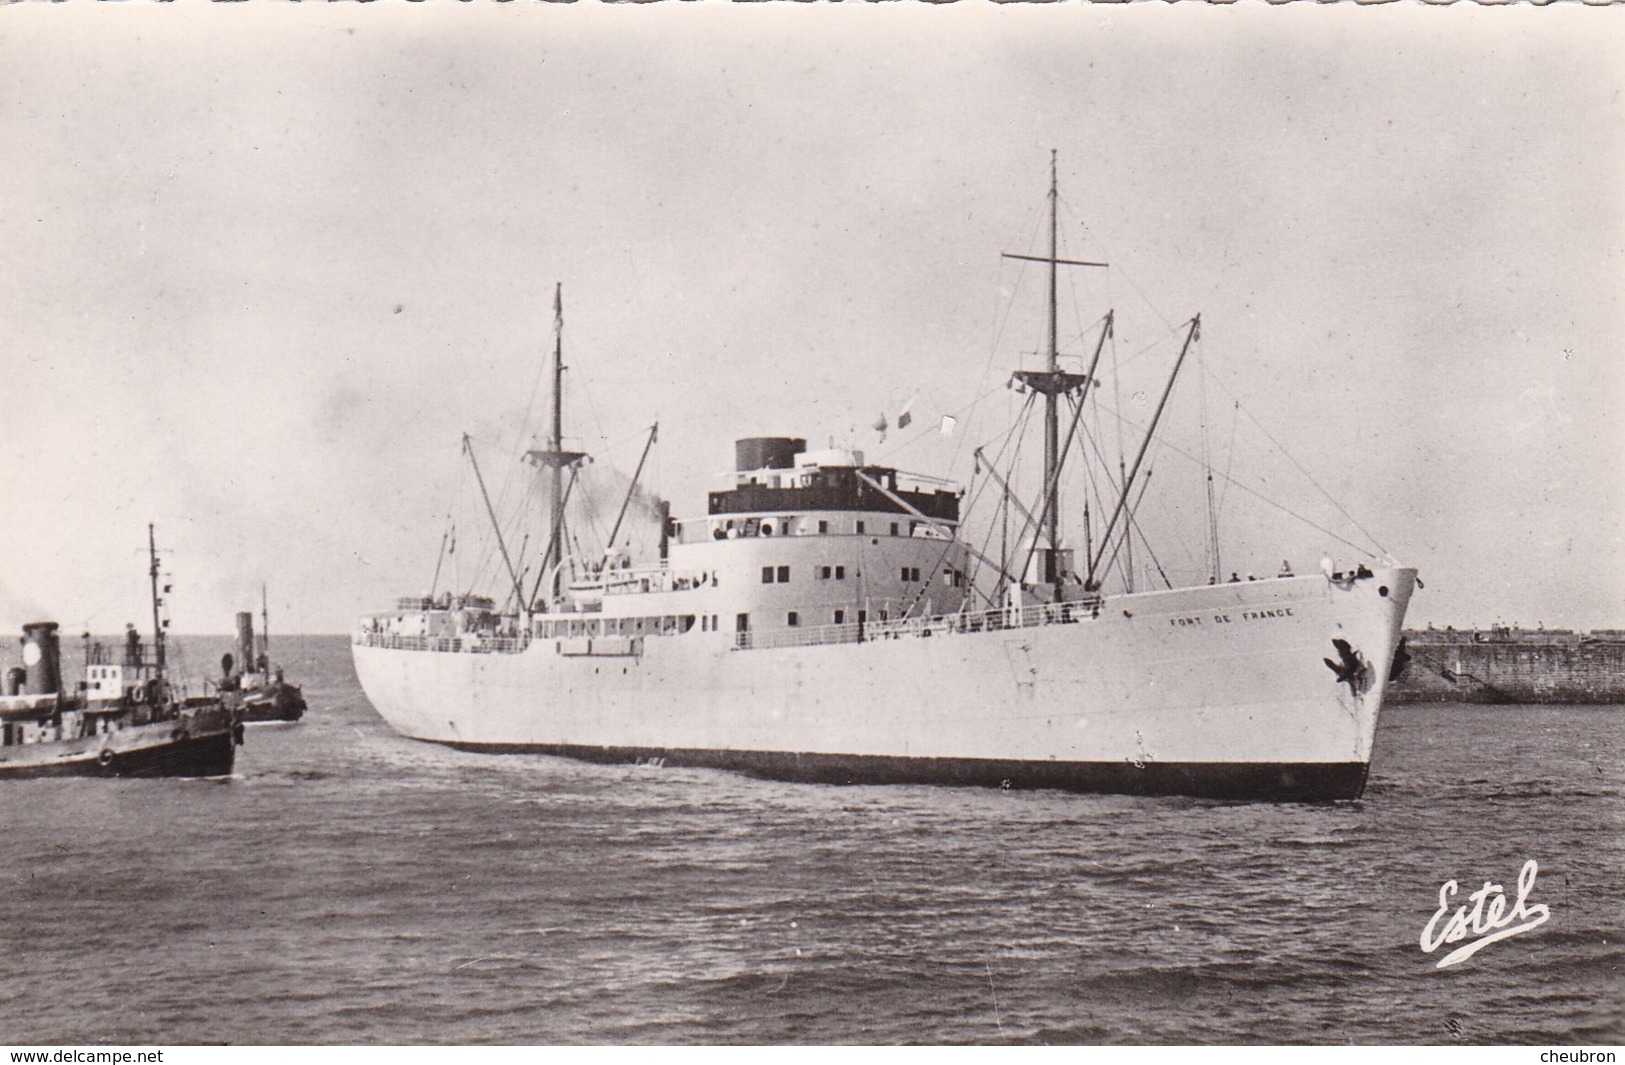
<box><xmin>1388</xmin><ymin>629</ymin><xmax>1625</xmax><ymax>704</ymax></box>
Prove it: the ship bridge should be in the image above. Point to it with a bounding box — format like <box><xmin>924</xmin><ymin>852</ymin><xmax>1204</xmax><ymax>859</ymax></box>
<box><xmin>679</xmin><ymin>437</ymin><xmax>961</xmax><ymax>546</ymax></box>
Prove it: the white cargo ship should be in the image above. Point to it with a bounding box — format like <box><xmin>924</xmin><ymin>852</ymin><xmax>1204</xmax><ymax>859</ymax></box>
<box><xmin>354</xmin><ymin>160</ymin><xmax>1415</xmax><ymax>801</ymax></box>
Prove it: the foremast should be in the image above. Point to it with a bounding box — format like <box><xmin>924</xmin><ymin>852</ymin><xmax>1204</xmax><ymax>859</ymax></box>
<box><xmin>526</xmin><ymin>283</ymin><xmax>587</xmax><ymax>610</ymax></box>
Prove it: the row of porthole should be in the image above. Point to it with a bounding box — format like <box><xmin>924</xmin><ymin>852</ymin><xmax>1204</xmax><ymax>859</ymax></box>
<box><xmin>718</xmin><ymin>517</ymin><xmax>908</xmax><ymax>538</ymax></box>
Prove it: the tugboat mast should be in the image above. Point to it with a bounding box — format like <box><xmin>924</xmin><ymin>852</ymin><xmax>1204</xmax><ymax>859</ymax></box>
<box><xmin>147</xmin><ymin>523</ymin><xmax>165</xmax><ymax>675</ymax></box>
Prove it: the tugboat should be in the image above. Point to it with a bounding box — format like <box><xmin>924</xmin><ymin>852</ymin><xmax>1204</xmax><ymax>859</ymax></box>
<box><xmin>218</xmin><ymin>588</ymin><xmax>306</xmax><ymax>724</ymax></box>
<box><xmin>0</xmin><ymin>525</ymin><xmax>242</xmax><ymax>778</ymax></box>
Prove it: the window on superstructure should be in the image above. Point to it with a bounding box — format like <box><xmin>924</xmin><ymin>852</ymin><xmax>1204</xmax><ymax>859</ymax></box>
<box><xmin>834</xmin><ymin>609</ymin><xmax>845</xmax><ymax>625</ymax></box>
<box><xmin>762</xmin><ymin>567</ymin><xmax>775</xmax><ymax>584</ymax></box>
<box><xmin>856</xmin><ymin>521</ymin><xmax>866</xmax><ymax>535</ymax></box>
<box><xmin>777</xmin><ymin>565</ymin><xmax>790</xmax><ymax>583</ymax></box>
<box><xmin>787</xmin><ymin>611</ymin><xmax>799</xmax><ymax>627</ymax></box>
<box><xmin>818</xmin><ymin>520</ymin><xmax>829</xmax><ymax>534</ymax></box>
<box><xmin>818</xmin><ymin>566</ymin><xmax>832</xmax><ymax>580</ymax></box>
<box><xmin>891</xmin><ymin>522</ymin><xmax>900</xmax><ymax>536</ymax></box>
<box><xmin>835</xmin><ymin>565</ymin><xmax>846</xmax><ymax>580</ymax></box>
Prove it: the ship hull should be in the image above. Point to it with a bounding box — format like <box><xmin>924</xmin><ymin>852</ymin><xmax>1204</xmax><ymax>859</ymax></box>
<box><xmin>354</xmin><ymin>569</ymin><xmax>1415</xmax><ymax>801</ymax></box>
<box><xmin>438</xmin><ymin>741</ymin><xmax>1368</xmax><ymax>801</ymax></box>
<box><xmin>0</xmin><ymin>717</ymin><xmax>239</xmax><ymax>779</ymax></box>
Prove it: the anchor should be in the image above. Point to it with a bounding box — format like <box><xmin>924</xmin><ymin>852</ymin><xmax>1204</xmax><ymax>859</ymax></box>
<box><xmin>1323</xmin><ymin>637</ymin><xmax>1368</xmax><ymax>694</ymax></box>
<box><xmin>1389</xmin><ymin>636</ymin><xmax>1411</xmax><ymax>683</ymax></box>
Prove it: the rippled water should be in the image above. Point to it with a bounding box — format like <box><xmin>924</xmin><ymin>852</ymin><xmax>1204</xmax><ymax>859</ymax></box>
<box><xmin>1</xmin><ymin>635</ymin><xmax>1619</xmax><ymax>1044</ymax></box>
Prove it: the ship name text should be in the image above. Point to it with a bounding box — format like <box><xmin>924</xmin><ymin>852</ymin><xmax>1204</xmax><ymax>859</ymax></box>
<box><xmin>1167</xmin><ymin>607</ymin><xmax>1295</xmax><ymax>628</ymax></box>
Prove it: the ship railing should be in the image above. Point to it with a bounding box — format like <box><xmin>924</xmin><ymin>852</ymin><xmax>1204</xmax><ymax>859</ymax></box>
<box><xmin>352</xmin><ymin>632</ymin><xmax>531</xmax><ymax>654</ymax></box>
<box><xmin>734</xmin><ymin>621</ymin><xmax>863</xmax><ymax>651</ymax></box>
<box><xmin>734</xmin><ymin>599</ymin><xmax>1098</xmax><ymax>652</ymax></box>
<box><xmin>866</xmin><ymin>600</ymin><xmax>1097</xmax><ymax>640</ymax></box>
<box><xmin>568</xmin><ymin>563</ymin><xmax>714</xmax><ymax>597</ymax></box>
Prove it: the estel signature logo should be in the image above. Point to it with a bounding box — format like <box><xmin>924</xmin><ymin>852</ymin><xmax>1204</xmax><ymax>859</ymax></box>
<box><xmin>1420</xmin><ymin>859</ymin><xmax>1550</xmax><ymax>969</ymax></box>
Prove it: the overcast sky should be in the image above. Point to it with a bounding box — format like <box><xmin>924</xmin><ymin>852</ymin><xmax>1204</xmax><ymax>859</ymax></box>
<box><xmin>2</xmin><ymin>3</ymin><xmax>1620</xmax><ymax>636</ymax></box>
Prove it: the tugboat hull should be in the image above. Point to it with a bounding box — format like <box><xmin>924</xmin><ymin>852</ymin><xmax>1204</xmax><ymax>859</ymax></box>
<box><xmin>235</xmin><ymin>687</ymin><xmax>306</xmax><ymax>724</ymax></box>
<box><xmin>0</xmin><ymin>714</ymin><xmax>239</xmax><ymax>779</ymax></box>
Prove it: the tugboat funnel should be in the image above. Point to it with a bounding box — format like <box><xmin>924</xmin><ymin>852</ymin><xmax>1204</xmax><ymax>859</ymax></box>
<box><xmin>20</xmin><ymin>622</ymin><xmax>61</xmax><ymax>695</ymax></box>
<box><xmin>235</xmin><ymin>612</ymin><xmax>255</xmax><ymax>678</ymax></box>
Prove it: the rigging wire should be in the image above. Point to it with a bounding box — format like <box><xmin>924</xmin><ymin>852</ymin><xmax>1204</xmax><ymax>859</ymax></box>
<box><xmin>1199</xmin><ymin>362</ymin><xmax>1391</xmax><ymax>557</ymax></box>
<box><xmin>1059</xmin><ymin>194</ymin><xmax>1178</xmax><ymax>339</ymax></box>
<box><xmin>1216</xmin><ymin>397</ymin><xmax>1240</xmax><ymax>525</ymax></box>
<box><xmin>1122</xmin><ymin>478</ymin><xmax>1175</xmax><ymax>590</ymax></box>
<box><xmin>963</xmin><ymin>395</ymin><xmax>1035</xmax><ymax>595</ymax></box>
<box><xmin>1197</xmin><ymin>331</ymin><xmax>1221</xmax><ymax>583</ymax></box>
<box><xmin>1085</xmin><ymin>393</ymin><xmax>1379</xmax><ymax>558</ymax></box>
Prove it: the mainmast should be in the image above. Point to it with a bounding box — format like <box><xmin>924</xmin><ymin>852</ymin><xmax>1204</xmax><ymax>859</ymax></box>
<box><xmin>1045</xmin><ymin>153</ymin><xmax>1060</xmax><ymax>559</ymax></box>
<box><xmin>1002</xmin><ymin>151</ymin><xmax>1107</xmax><ymax>595</ymax></box>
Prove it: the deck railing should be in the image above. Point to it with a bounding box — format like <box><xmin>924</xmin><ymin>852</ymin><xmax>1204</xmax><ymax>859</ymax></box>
<box><xmin>357</xmin><ymin>599</ymin><xmax>1101</xmax><ymax>656</ymax></box>
<box><xmin>734</xmin><ymin>599</ymin><xmax>1100</xmax><ymax>651</ymax></box>
<box><xmin>353</xmin><ymin>633</ymin><xmax>531</xmax><ymax>654</ymax></box>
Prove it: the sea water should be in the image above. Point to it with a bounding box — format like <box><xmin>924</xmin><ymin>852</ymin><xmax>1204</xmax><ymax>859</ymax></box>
<box><xmin>0</xmin><ymin>635</ymin><xmax>1618</xmax><ymax>1044</ymax></box>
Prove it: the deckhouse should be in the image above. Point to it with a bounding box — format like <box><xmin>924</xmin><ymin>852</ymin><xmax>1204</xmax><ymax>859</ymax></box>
<box><xmin>661</xmin><ymin>436</ymin><xmax>969</xmax><ymax>647</ymax></box>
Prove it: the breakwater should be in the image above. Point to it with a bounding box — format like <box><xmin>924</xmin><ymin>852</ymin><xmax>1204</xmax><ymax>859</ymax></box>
<box><xmin>1389</xmin><ymin>627</ymin><xmax>1625</xmax><ymax>704</ymax></box>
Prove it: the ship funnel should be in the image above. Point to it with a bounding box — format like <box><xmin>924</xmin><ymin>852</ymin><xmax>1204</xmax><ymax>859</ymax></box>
<box><xmin>658</xmin><ymin>499</ymin><xmax>673</xmax><ymax>561</ymax></box>
<box><xmin>20</xmin><ymin>622</ymin><xmax>61</xmax><ymax>695</ymax></box>
<box><xmin>735</xmin><ymin>437</ymin><xmax>806</xmax><ymax>472</ymax></box>
<box><xmin>235</xmin><ymin>612</ymin><xmax>255</xmax><ymax>677</ymax></box>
